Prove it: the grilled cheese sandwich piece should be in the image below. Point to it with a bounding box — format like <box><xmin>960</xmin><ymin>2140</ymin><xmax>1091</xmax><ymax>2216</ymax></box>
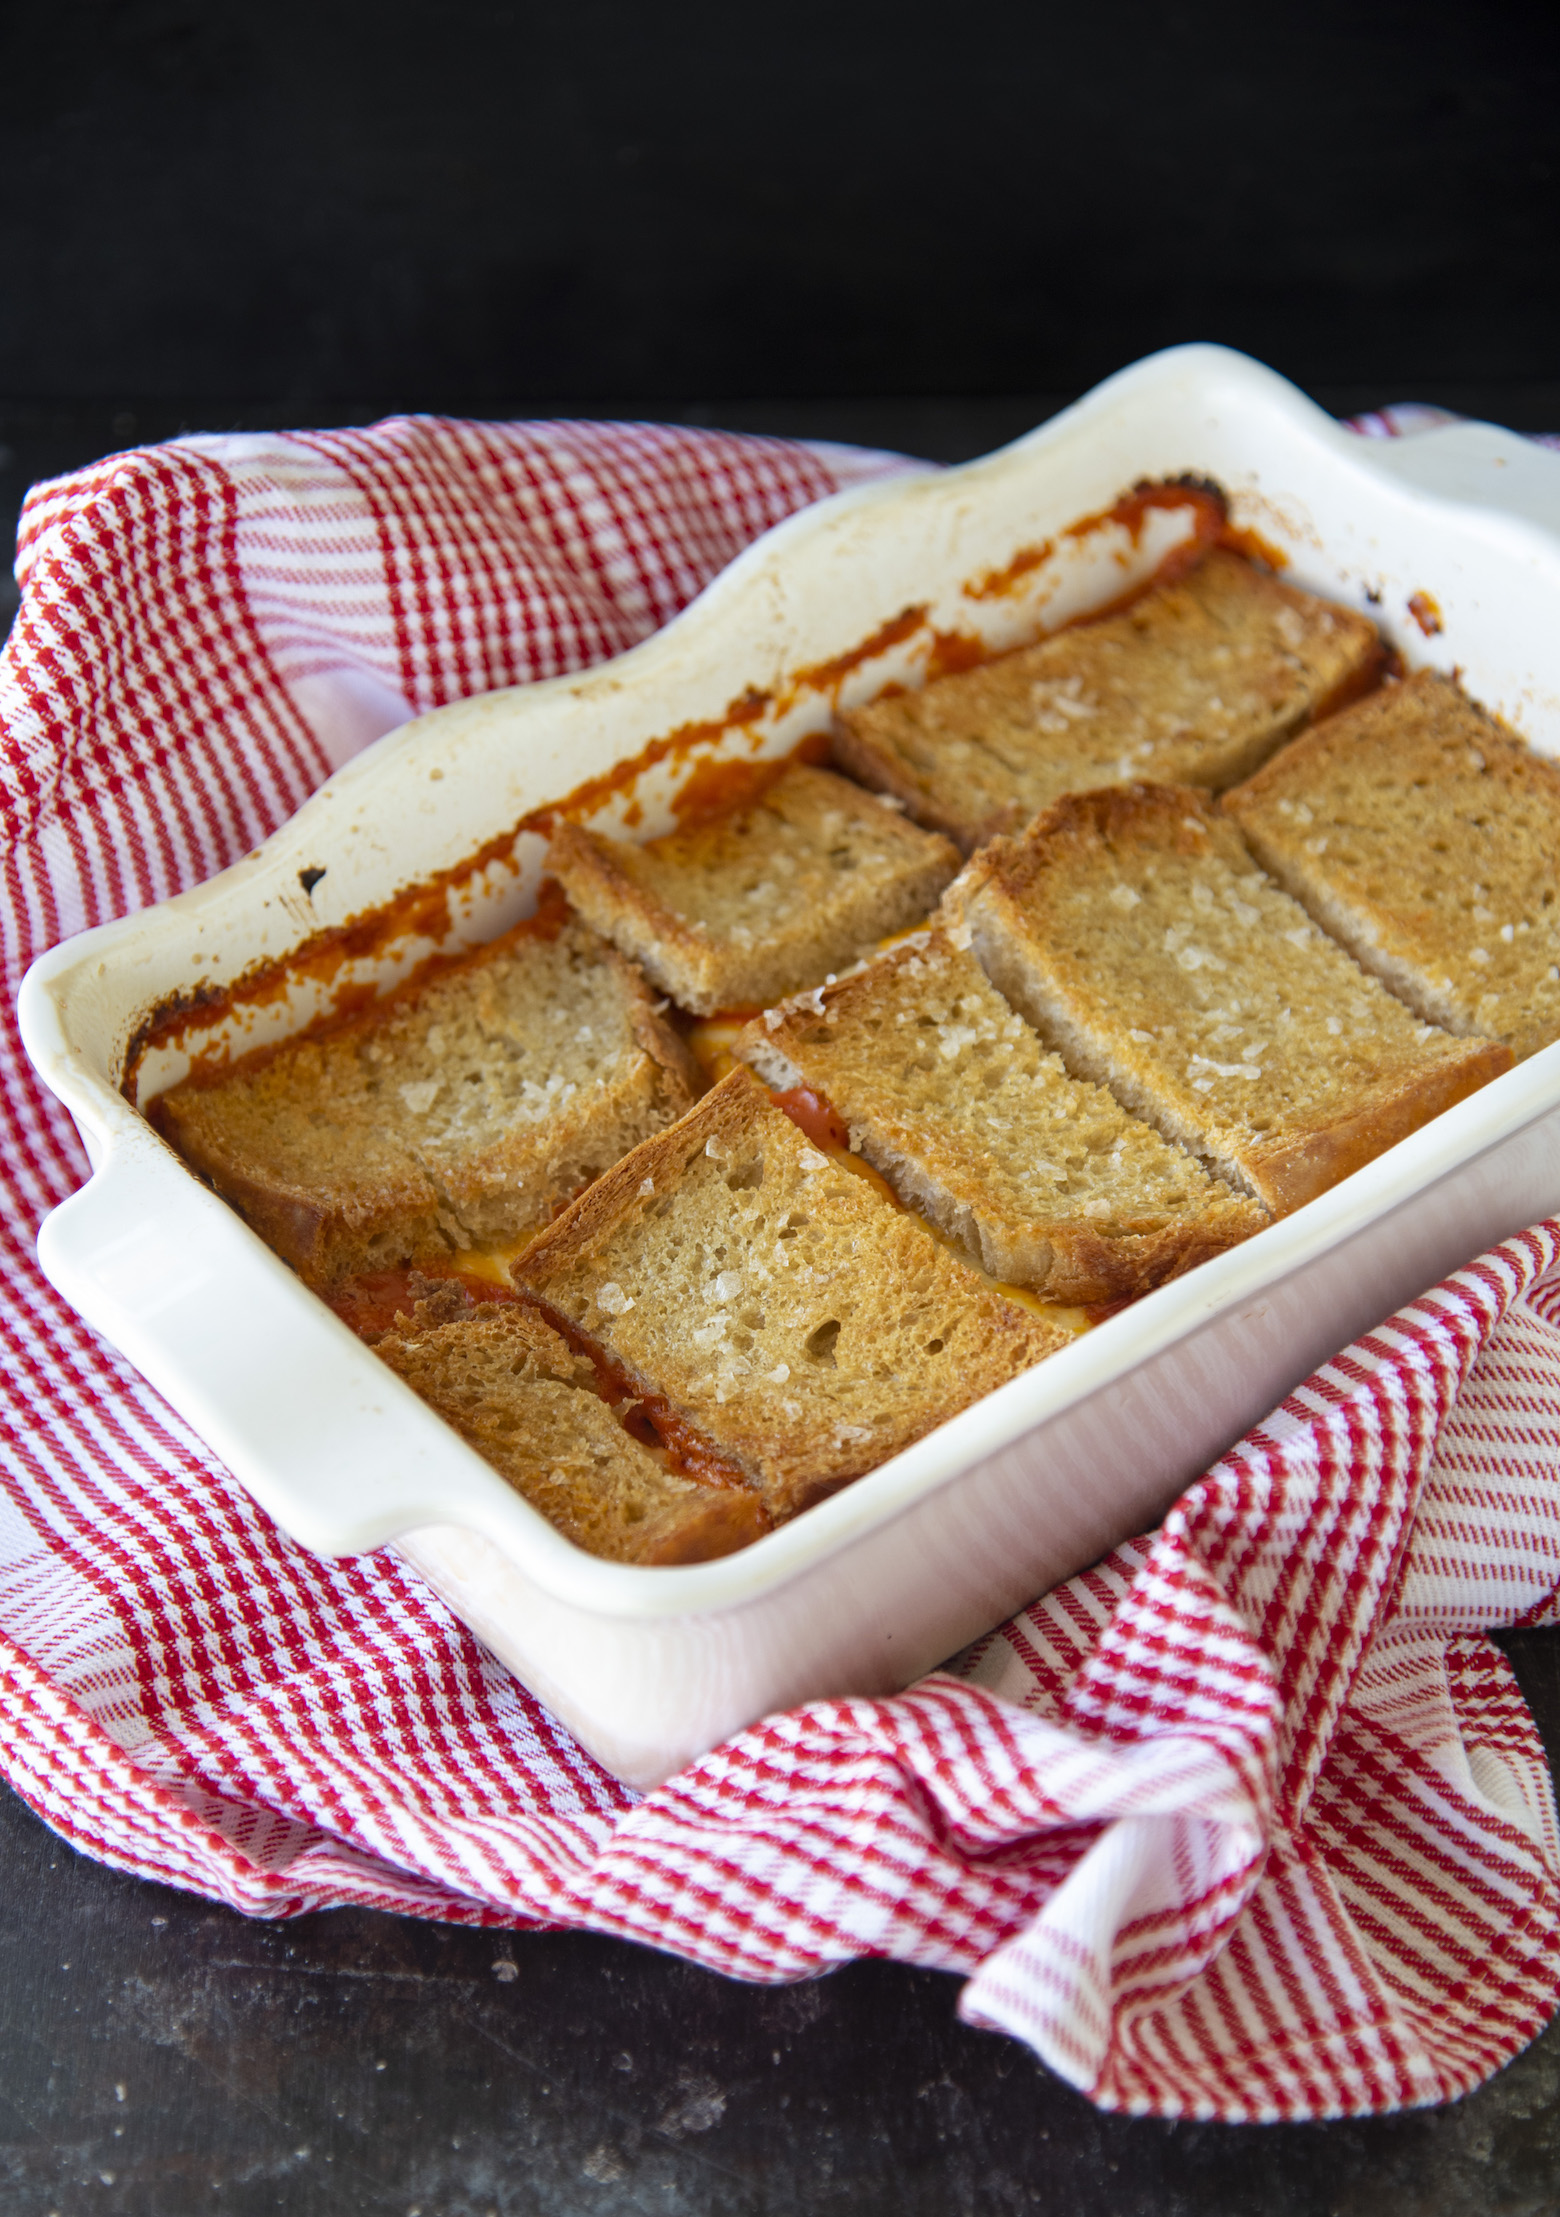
<box><xmin>547</xmin><ymin>762</ymin><xmax>960</xmax><ymax>1016</ymax></box>
<box><xmin>945</xmin><ymin>784</ymin><xmax>1511</xmax><ymax>1216</ymax></box>
<box><xmin>375</xmin><ymin>1292</ymin><xmax>767</xmax><ymax>1564</ymax></box>
<box><xmin>735</xmin><ymin>928</ymin><xmax>1266</xmax><ymax>1304</ymax></box>
<box><xmin>516</xmin><ymin>1067</ymin><xmax>1067</xmax><ymax>1522</ymax></box>
<box><xmin>151</xmin><ymin>912</ymin><xmax>700</xmax><ymax>1289</ymax></box>
<box><xmin>833</xmin><ymin>549</ymin><xmax>1384</xmax><ymax>852</ymax></box>
<box><xmin>1224</xmin><ymin>670</ymin><xmax>1560</xmax><ymax>1062</ymax></box>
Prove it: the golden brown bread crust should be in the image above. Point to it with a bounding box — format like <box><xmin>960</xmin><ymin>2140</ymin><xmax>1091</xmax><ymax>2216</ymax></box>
<box><xmin>375</xmin><ymin>1297</ymin><xmax>767</xmax><ymax>1564</ymax></box>
<box><xmin>147</xmin><ymin>595</ymin><xmax>1539</xmax><ymax>1565</ymax></box>
<box><xmin>734</xmin><ymin>927</ymin><xmax>1266</xmax><ymax>1303</ymax></box>
<box><xmin>832</xmin><ymin>549</ymin><xmax>1384</xmax><ymax>852</ymax></box>
<box><xmin>150</xmin><ymin>915</ymin><xmax>698</xmax><ymax>1288</ymax></box>
<box><xmin>516</xmin><ymin>1067</ymin><xmax>1066</xmax><ymax>1520</ymax></box>
<box><xmin>547</xmin><ymin>763</ymin><xmax>961</xmax><ymax>1014</ymax></box>
<box><xmin>1224</xmin><ymin>669</ymin><xmax>1560</xmax><ymax>1062</ymax></box>
<box><xmin>944</xmin><ymin>783</ymin><xmax>1511</xmax><ymax>1215</ymax></box>
<box><xmin>1236</xmin><ymin>1059</ymin><xmax>1508</xmax><ymax>1215</ymax></box>
<box><xmin>547</xmin><ymin>822</ymin><xmax>708</xmax><ymax>987</ymax></box>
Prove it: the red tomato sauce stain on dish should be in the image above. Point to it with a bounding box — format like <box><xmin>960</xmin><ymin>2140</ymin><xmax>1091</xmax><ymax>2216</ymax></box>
<box><xmin>1098</xmin><ymin>476</ymin><xmax>1227</xmax><ymax>552</ymax></box>
<box><xmin>667</xmin><ymin>731</ymin><xmax>830</xmax><ymax>830</ymax></box>
<box><xmin>125</xmin><ymin>476</ymin><xmax>1246</xmax><ymax>1108</ymax></box>
<box><xmin>1217</xmin><ymin>521</ymin><xmax>1291</xmax><ymax>571</ymax></box>
<box><xmin>122</xmin><ymin>832</ymin><xmax>562</xmax><ymax>1102</ymax></box>
<box><xmin>520</xmin><ymin>685</ymin><xmax>778</xmax><ymax>839</ymax></box>
<box><xmin>962</xmin><ymin>537</ymin><xmax>1057</xmax><ymax>603</ymax></box>
<box><xmin>924</xmin><ymin>629</ymin><xmax>990</xmax><ymax>679</ymax></box>
<box><xmin>963</xmin><ymin>477</ymin><xmax>1228</xmax><ymax>605</ymax></box>
<box><xmin>1407</xmin><ymin>590</ymin><xmax>1444</xmax><ymax>637</ymax></box>
<box><xmin>789</xmin><ymin>604</ymin><xmax>930</xmax><ymax>696</ymax></box>
<box><xmin>128</xmin><ymin>882</ymin><xmax>574</xmax><ymax>1103</ymax></box>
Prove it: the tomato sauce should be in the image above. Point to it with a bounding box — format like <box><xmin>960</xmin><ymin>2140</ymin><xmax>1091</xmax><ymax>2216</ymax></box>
<box><xmin>518</xmin><ymin>684</ymin><xmax>777</xmax><ymax>840</ymax></box>
<box><xmin>329</xmin><ymin>1260</ymin><xmax>765</xmax><ymax>1506</ymax></box>
<box><xmin>126</xmin><ymin>473</ymin><xmax>1256</xmax><ymax>1116</ymax></box>
<box><xmin>768</xmin><ymin>1085</ymin><xmax>851</xmax><ymax>1152</ymax></box>
<box><xmin>1218</xmin><ymin>521</ymin><xmax>1291</xmax><ymax>571</ymax></box>
<box><xmin>519</xmin><ymin>1295</ymin><xmax>760</xmax><ymax>1499</ymax></box>
<box><xmin>126</xmin><ymin>879</ymin><xmax>573</xmax><ymax>1103</ymax></box>
<box><xmin>325</xmin><ymin>1262</ymin><xmax>527</xmax><ymax>1339</ymax></box>
<box><xmin>963</xmin><ymin>479</ymin><xmax>1228</xmax><ymax>608</ymax></box>
<box><xmin>667</xmin><ymin>730</ymin><xmax>830</xmax><ymax>830</ymax></box>
<box><xmin>790</xmin><ymin>604</ymin><xmax>929</xmax><ymax>696</ymax></box>
<box><xmin>1407</xmin><ymin>590</ymin><xmax>1444</xmax><ymax>637</ymax></box>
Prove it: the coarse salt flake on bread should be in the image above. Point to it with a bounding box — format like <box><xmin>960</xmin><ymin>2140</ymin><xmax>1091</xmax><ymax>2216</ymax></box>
<box><xmin>832</xmin><ymin>548</ymin><xmax>1384</xmax><ymax>852</ymax></box>
<box><xmin>546</xmin><ymin>760</ymin><xmax>961</xmax><ymax>1016</ymax></box>
<box><xmin>1224</xmin><ymin>669</ymin><xmax>1560</xmax><ymax>1063</ymax></box>
<box><xmin>375</xmin><ymin>1291</ymin><xmax>767</xmax><ymax>1564</ymax></box>
<box><xmin>734</xmin><ymin>926</ymin><xmax>1266</xmax><ymax>1305</ymax></box>
<box><xmin>516</xmin><ymin>1066</ymin><xmax>1067</xmax><ymax>1522</ymax></box>
<box><xmin>150</xmin><ymin>909</ymin><xmax>701</xmax><ymax>1289</ymax></box>
<box><xmin>943</xmin><ymin>783</ymin><xmax>1511</xmax><ymax>1217</ymax></box>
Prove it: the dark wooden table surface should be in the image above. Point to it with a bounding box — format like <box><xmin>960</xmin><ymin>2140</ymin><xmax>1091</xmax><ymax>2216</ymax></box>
<box><xmin>5</xmin><ymin>1623</ymin><xmax>1560</xmax><ymax>2215</ymax></box>
<box><xmin>7</xmin><ymin>392</ymin><xmax>1560</xmax><ymax>2216</ymax></box>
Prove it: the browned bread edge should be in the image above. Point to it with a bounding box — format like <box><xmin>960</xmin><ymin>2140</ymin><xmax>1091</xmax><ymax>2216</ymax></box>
<box><xmin>734</xmin><ymin>951</ymin><xmax>1267</xmax><ymax>1304</ymax></box>
<box><xmin>947</xmin><ymin>784</ymin><xmax>1512</xmax><ymax>1215</ymax></box>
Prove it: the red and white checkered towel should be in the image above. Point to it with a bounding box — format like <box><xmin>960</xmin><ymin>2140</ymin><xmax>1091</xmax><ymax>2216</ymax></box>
<box><xmin>4</xmin><ymin>412</ymin><xmax>1559</xmax><ymax>2124</ymax></box>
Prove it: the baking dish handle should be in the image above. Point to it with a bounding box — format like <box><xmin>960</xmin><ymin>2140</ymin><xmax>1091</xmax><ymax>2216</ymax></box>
<box><xmin>35</xmin><ymin>1134</ymin><xmax>533</xmax><ymax>1560</ymax></box>
<box><xmin>1348</xmin><ymin>417</ymin><xmax>1560</xmax><ymax>540</ymax></box>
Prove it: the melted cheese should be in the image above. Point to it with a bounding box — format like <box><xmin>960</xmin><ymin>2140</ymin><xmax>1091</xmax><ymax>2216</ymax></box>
<box><xmin>686</xmin><ymin>1017</ymin><xmax>747</xmax><ymax>1087</ymax></box>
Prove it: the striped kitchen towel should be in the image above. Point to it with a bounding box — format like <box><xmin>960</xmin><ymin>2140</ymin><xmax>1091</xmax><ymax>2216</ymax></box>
<box><xmin>2</xmin><ymin>408</ymin><xmax>1557</xmax><ymax>2122</ymax></box>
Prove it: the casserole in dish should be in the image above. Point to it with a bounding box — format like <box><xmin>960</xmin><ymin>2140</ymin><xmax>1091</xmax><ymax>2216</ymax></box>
<box><xmin>22</xmin><ymin>344</ymin><xmax>1560</xmax><ymax>1784</ymax></box>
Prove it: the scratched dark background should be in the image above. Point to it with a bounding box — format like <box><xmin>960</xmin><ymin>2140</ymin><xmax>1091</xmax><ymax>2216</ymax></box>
<box><xmin>5</xmin><ymin>1</ymin><xmax>1560</xmax><ymax>2211</ymax></box>
<box><xmin>7</xmin><ymin>0</ymin><xmax>1555</xmax><ymax>407</ymax></box>
<box><xmin>4</xmin><ymin>0</ymin><xmax>1560</xmax><ymax>626</ymax></box>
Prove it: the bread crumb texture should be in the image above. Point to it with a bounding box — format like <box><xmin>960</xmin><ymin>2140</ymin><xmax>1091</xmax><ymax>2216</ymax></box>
<box><xmin>1225</xmin><ymin>669</ymin><xmax>1560</xmax><ymax>1061</ymax></box>
<box><xmin>150</xmin><ymin>917</ymin><xmax>696</xmax><ymax>1286</ymax></box>
<box><xmin>736</xmin><ymin>928</ymin><xmax>1265</xmax><ymax>1302</ymax></box>
<box><xmin>548</xmin><ymin>763</ymin><xmax>960</xmax><ymax>1013</ymax></box>
<box><xmin>375</xmin><ymin>1297</ymin><xmax>765</xmax><ymax>1563</ymax></box>
<box><xmin>833</xmin><ymin>549</ymin><xmax>1381</xmax><ymax>851</ymax></box>
<box><xmin>518</xmin><ymin>1068</ymin><xmax>1066</xmax><ymax>1519</ymax></box>
<box><xmin>946</xmin><ymin>784</ymin><xmax>1510</xmax><ymax>1215</ymax></box>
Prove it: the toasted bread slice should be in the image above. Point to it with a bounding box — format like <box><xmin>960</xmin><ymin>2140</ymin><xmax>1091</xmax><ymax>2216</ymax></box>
<box><xmin>1224</xmin><ymin>670</ymin><xmax>1560</xmax><ymax>1063</ymax></box>
<box><xmin>945</xmin><ymin>785</ymin><xmax>1511</xmax><ymax>1216</ymax></box>
<box><xmin>376</xmin><ymin>1295</ymin><xmax>767</xmax><ymax>1564</ymax></box>
<box><xmin>516</xmin><ymin>1067</ymin><xmax>1066</xmax><ymax>1521</ymax></box>
<box><xmin>734</xmin><ymin>927</ymin><xmax>1266</xmax><ymax>1303</ymax></box>
<box><xmin>151</xmin><ymin>912</ymin><xmax>700</xmax><ymax>1288</ymax></box>
<box><xmin>547</xmin><ymin>762</ymin><xmax>960</xmax><ymax>1015</ymax></box>
<box><xmin>833</xmin><ymin>549</ymin><xmax>1383</xmax><ymax>851</ymax></box>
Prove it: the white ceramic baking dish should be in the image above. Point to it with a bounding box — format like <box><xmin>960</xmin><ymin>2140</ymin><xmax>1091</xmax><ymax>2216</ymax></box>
<box><xmin>22</xmin><ymin>344</ymin><xmax>1560</xmax><ymax>1787</ymax></box>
